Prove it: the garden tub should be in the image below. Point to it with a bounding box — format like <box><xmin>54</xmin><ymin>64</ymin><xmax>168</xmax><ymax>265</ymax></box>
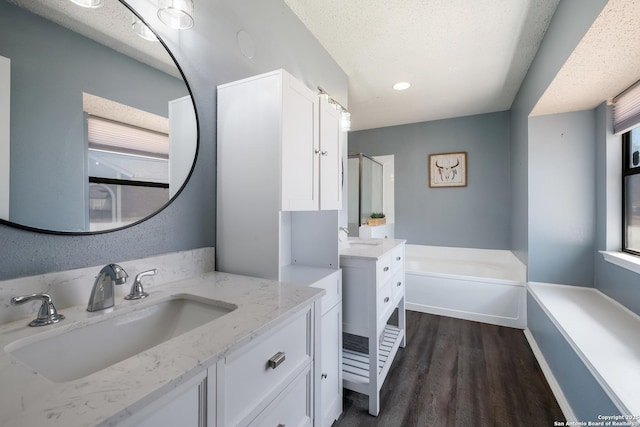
<box><xmin>405</xmin><ymin>245</ymin><xmax>526</xmax><ymax>328</ymax></box>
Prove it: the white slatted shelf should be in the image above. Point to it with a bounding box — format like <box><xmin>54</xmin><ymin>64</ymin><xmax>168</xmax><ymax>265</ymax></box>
<box><xmin>342</xmin><ymin>325</ymin><xmax>404</xmax><ymax>395</ymax></box>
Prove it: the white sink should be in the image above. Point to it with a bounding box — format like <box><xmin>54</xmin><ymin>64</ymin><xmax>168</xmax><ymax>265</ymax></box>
<box><xmin>5</xmin><ymin>294</ymin><xmax>237</xmax><ymax>382</ymax></box>
<box><xmin>340</xmin><ymin>240</ymin><xmax>383</xmax><ymax>250</ymax></box>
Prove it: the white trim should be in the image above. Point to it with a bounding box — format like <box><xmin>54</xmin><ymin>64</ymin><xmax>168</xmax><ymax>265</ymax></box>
<box><xmin>523</xmin><ymin>328</ymin><xmax>576</xmax><ymax>423</ymax></box>
<box><xmin>600</xmin><ymin>250</ymin><xmax>640</xmax><ymax>275</ymax></box>
<box><xmin>0</xmin><ymin>55</ymin><xmax>9</xmax><ymax>221</ymax></box>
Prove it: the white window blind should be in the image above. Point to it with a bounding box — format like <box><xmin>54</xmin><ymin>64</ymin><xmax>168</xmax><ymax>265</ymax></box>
<box><xmin>613</xmin><ymin>80</ymin><xmax>640</xmax><ymax>134</ymax></box>
<box><xmin>87</xmin><ymin>116</ymin><xmax>169</xmax><ymax>157</ymax></box>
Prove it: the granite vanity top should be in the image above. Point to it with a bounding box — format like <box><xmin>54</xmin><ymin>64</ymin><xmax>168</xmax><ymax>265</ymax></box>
<box><xmin>339</xmin><ymin>238</ymin><xmax>406</xmax><ymax>260</ymax></box>
<box><xmin>0</xmin><ymin>271</ymin><xmax>323</xmax><ymax>426</ymax></box>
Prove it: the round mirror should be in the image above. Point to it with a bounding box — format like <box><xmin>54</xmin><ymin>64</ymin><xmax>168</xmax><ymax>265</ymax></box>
<box><xmin>0</xmin><ymin>0</ymin><xmax>198</xmax><ymax>233</ymax></box>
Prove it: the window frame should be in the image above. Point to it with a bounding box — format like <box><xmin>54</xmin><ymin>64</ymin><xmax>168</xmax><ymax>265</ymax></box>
<box><xmin>622</xmin><ymin>130</ymin><xmax>640</xmax><ymax>256</ymax></box>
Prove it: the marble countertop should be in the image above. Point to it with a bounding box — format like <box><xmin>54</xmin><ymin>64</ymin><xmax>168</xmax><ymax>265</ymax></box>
<box><xmin>0</xmin><ymin>271</ymin><xmax>323</xmax><ymax>427</ymax></box>
<box><xmin>339</xmin><ymin>238</ymin><xmax>406</xmax><ymax>260</ymax></box>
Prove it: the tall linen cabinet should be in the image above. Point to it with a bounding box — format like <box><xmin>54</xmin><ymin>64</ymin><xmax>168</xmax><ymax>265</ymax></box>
<box><xmin>217</xmin><ymin>69</ymin><xmax>344</xmax><ymax>427</ymax></box>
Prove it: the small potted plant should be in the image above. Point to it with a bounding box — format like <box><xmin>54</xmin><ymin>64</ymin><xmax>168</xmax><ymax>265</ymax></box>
<box><xmin>368</xmin><ymin>212</ymin><xmax>386</xmax><ymax>226</ymax></box>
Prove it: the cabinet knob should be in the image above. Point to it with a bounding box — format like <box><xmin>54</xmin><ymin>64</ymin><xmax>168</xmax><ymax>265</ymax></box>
<box><xmin>321</xmin><ymin>373</ymin><xmax>328</xmax><ymax>379</ymax></box>
<box><xmin>268</xmin><ymin>351</ymin><xmax>286</xmax><ymax>369</ymax></box>
<box><xmin>384</xmin><ymin>297</ymin><xmax>390</xmax><ymax>303</ymax></box>
<box><xmin>321</xmin><ymin>150</ymin><xmax>328</xmax><ymax>156</ymax></box>
<box><xmin>383</xmin><ymin>266</ymin><xmax>389</xmax><ymax>272</ymax></box>
<box><xmin>397</xmin><ymin>281</ymin><xmax>402</xmax><ymax>287</ymax></box>
<box><xmin>396</xmin><ymin>256</ymin><xmax>401</xmax><ymax>261</ymax></box>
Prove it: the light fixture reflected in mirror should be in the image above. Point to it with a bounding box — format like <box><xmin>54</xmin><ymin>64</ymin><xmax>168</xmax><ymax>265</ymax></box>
<box><xmin>132</xmin><ymin>15</ymin><xmax>158</xmax><ymax>42</ymax></box>
<box><xmin>157</xmin><ymin>0</ymin><xmax>194</xmax><ymax>30</ymax></box>
<box><xmin>69</xmin><ymin>0</ymin><xmax>104</xmax><ymax>8</ymax></box>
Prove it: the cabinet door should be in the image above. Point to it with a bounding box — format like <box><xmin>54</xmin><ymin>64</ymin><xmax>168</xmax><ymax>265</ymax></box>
<box><xmin>133</xmin><ymin>372</ymin><xmax>206</xmax><ymax>427</ymax></box>
<box><xmin>319</xmin><ymin>97</ymin><xmax>342</xmax><ymax>210</ymax></box>
<box><xmin>281</xmin><ymin>72</ymin><xmax>319</xmax><ymax>211</ymax></box>
<box><xmin>320</xmin><ymin>302</ymin><xmax>343</xmax><ymax>427</ymax></box>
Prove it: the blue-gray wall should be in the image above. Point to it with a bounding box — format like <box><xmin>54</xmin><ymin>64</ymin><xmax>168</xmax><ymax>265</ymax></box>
<box><xmin>528</xmin><ymin>110</ymin><xmax>596</xmax><ymax>286</ymax></box>
<box><xmin>511</xmin><ymin>0</ymin><xmax>623</xmax><ymax>420</ymax></box>
<box><xmin>0</xmin><ymin>1</ymin><xmax>188</xmax><ymax>232</ymax></box>
<box><xmin>0</xmin><ymin>0</ymin><xmax>348</xmax><ymax>280</ymax></box>
<box><xmin>349</xmin><ymin>111</ymin><xmax>511</xmax><ymax>249</ymax></box>
<box><xmin>509</xmin><ymin>0</ymin><xmax>608</xmax><ymax>267</ymax></box>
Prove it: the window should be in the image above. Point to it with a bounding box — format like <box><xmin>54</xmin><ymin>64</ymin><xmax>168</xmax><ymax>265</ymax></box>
<box><xmin>87</xmin><ymin>116</ymin><xmax>170</xmax><ymax>231</ymax></box>
<box><xmin>622</xmin><ymin>127</ymin><xmax>640</xmax><ymax>254</ymax></box>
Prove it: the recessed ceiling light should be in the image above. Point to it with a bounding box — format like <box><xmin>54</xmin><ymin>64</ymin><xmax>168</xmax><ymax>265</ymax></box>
<box><xmin>393</xmin><ymin>82</ymin><xmax>411</xmax><ymax>91</ymax></box>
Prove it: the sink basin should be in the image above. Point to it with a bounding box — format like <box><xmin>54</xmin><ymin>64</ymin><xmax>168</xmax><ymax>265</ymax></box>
<box><xmin>340</xmin><ymin>240</ymin><xmax>383</xmax><ymax>249</ymax></box>
<box><xmin>5</xmin><ymin>294</ymin><xmax>236</xmax><ymax>382</ymax></box>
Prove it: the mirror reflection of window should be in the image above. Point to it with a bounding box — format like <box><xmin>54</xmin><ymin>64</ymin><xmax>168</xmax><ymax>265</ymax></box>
<box><xmin>84</xmin><ymin>95</ymin><xmax>171</xmax><ymax>231</ymax></box>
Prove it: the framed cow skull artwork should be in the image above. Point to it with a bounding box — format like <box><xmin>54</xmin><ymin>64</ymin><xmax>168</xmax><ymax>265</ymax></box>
<box><xmin>428</xmin><ymin>152</ymin><xmax>467</xmax><ymax>188</ymax></box>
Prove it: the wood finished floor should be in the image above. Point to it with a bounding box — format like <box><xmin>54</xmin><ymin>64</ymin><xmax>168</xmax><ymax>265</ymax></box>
<box><xmin>334</xmin><ymin>311</ymin><xmax>565</xmax><ymax>427</ymax></box>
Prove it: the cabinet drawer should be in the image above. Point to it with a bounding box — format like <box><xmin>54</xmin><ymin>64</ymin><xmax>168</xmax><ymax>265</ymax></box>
<box><xmin>248</xmin><ymin>367</ymin><xmax>312</xmax><ymax>427</ymax></box>
<box><xmin>376</xmin><ymin>253</ymin><xmax>392</xmax><ymax>286</ymax></box>
<box><xmin>376</xmin><ymin>281</ymin><xmax>394</xmax><ymax>325</ymax></box>
<box><xmin>391</xmin><ymin>270</ymin><xmax>405</xmax><ymax>304</ymax></box>
<box><xmin>223</xmin><ymin>309</ymin><xmax>310</xmax><ymax>426</ymax></box>
<box><xmin>310</xmin><ymin>270</ymin><xmax>342</xmax><ymax>315</ymax></box>
<box><xmin>391</xmin><ymin>244</ymin><xmax>404</xmax><ymax>273</ymax></box>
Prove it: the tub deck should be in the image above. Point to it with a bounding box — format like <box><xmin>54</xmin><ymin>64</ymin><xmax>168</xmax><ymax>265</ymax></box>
<box><xmin>404</xmin><ymin>245</ymin><xmax>527</xmax><ymax>328</ymax></box>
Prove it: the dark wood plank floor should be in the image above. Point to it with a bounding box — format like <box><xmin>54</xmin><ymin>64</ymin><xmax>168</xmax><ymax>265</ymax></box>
<box><xmin>334</xmin><ymin>311</ymin><xmax>565</xmax><ymax>427</ymax></box>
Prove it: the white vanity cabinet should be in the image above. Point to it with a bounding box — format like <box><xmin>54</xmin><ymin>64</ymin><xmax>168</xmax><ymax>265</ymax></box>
<box><xmin>130</xmin><ymin>371</ymin><xmax>207</xmax><ymax>427</ymax></box>
<box><xmin>122</xmin><ymin>304</ymin><xmax>317</xmax><ymax>427</ymax></box>
<box><xmin>216</xmin><ymin>305</ymin><xmax>316</xmax><ymax>427</ymax></box>
<box><xmin>340</xmin><ymin>240</ymin><xmax>406</xmax><ymax>417</ymax></box>
<box><xmin>217</xmin><ymin>68</ymin><xmax>342</xmax><ymax>213</ymax></box>
<box><xmin>281</xmin><ymin>267</ymin><xmax>343</xmax><ymax>427</ymax></box>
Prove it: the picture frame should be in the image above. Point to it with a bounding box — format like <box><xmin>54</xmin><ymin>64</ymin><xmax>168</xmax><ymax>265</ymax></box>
<box><xmin>428</xmin><ymin>152</ymin><xmax>467</xmax><ymax>188</ymax></box>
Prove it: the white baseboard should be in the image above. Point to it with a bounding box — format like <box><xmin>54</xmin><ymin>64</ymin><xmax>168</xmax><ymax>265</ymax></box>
<box><xmin>524</xmin><ymin>328</ymin><xmax>576</xmax><ymax>422</ymax></box>
<box><xmin>406</xmin><ymin>302</ymin><xmax>525</xmax><ymax>329</ymax></box>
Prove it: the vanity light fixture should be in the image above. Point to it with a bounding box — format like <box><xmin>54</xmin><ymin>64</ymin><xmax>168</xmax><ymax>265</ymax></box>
<box><xmin>341</xmin><ymin>111</ymin><xmax>352</xmax><ymax>131</ymax></box>
<box><xmin>318</xmin><ymin>87</ymin><xmax>351</xmax><ymax>132</ymax></box>
<box><xmin>132</xmin><ymin>15</ymin><xmax>158</xmax><ymax>42</ymax></box>
<box><xmin>157</xmin><ymin>0</ymin><xmax>194</xmax><ymax>30</ymax></box>
<box><xmin>68</xmin><ymin>0</ymin><xmax>104</xmax><ymax>8</ymax></box>
<box><xmin>393</xmin><ymin>81</ymin><xmax>411</xmax><ymax>91</ymax></box>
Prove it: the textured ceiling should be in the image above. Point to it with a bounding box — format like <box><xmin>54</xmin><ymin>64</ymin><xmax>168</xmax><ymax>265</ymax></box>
<box><xmin>8</xmin><ymin>0</ymin><xmax>177</xmax><ymax>78</ymax></box>
<box><xmin>533</xmin><ymin>0</ymin><xmax>640</xmax><ymax>116</ymax></box>
<box><xmin>285</xmin><ymin>0</ymin><xmax>560</xmax><ymax>131</ymax></box>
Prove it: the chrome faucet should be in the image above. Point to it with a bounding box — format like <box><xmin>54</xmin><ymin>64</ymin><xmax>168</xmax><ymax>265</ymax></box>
<box><xmin>87</xmin><ymin>264</ymin><xmax>128</xmax><ymax>312</ymax></box>
<box><xmin>339</xmin><ymin>226</ymin><xmax>350</xmax><ymax>242</ymax></box>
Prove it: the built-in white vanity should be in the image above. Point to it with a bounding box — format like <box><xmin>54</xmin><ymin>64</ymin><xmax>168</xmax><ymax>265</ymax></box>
<box><xmin>339</xmin><ymin>238</ymin><xmax>407</xmax><ymax>416</ymax></box>
<box><xmin>216</xmin><ymin>69</ymin><xmax>346</xmax><ymax>427</ymax></box>
<box><xmin>0</xmin><ymin>250</ymin><xmax>323</xmax><ymax>427</ymax></box>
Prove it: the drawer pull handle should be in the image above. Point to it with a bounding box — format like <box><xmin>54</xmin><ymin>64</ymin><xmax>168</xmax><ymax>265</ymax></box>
<box><xmin>383</xmin><ymin>266</ymin><xmax>389</xmax><ymax>272</ymax></box>
<box><xmin>397</xmin><ymin>281</ymin><xmax>402</xmax><ymax>287</ymax></box>
<box><xmin>268</xmin><ymin>351</ymin><xmax>286</xmax><ymax>369</ymax></box>
<box><xmin>321</xmin><ymin>373</ymin><xmax>328</xmax><ymax>379</ymax></box>
<box><xmin>384</xmin><ymin>297</ymin><xmax>389</xmax><ymax>303</ymax></box>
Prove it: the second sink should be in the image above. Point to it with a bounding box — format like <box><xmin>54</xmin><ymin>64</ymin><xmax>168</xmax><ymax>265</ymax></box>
<box><xmin>5</xmin><ymin>294</ymin><xmax>237</xmax><ymax>382</ymax></box>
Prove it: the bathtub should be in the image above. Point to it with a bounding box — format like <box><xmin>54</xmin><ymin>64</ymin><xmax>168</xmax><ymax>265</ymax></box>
<box><xmin>404</xmin><ymin>245</ymin><xmax>527</xmax><ymax>328</ymax></box>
